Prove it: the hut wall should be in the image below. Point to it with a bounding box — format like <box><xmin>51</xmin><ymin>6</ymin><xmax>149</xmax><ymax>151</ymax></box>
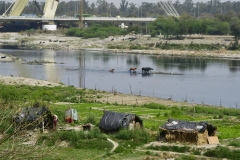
<box><xmin>197</xmin><ymin>130</ymin><xmax>209</xmax><ymax>145</ymax></box>
<box><xmin>164</xmin><ymin>130</ymin><xmax>208</xmax><ymax>145</ymax></box>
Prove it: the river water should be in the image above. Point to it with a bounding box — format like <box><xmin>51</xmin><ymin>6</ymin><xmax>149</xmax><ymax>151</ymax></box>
<box><xmin>0</xmin><ymin>49</ymin><xmax>240</xmax><ymax>108</ymax></box>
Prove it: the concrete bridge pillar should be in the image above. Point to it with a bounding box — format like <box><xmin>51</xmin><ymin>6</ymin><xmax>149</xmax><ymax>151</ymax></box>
<box><xmin>42</xmin><ymin>0</ymin><xmax>59</xmax><ymax>18</ymax></box>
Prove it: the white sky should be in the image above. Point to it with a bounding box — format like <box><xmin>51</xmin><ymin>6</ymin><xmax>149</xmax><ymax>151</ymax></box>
<box><xmin>3</xmin><ymin>0</ymin><xmax>232</xmax><ymax>6</ymax></box>
<box><xmin>86</xmin><ymin>0</ymin><xmax>231</xmax><ymax>6</ymax></box>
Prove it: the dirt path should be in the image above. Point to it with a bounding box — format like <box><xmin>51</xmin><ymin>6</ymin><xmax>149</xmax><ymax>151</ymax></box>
<box><xmin>107</xmin><ymin>138</ymin><xmax>119</xmax><ymax>153</ymax></box>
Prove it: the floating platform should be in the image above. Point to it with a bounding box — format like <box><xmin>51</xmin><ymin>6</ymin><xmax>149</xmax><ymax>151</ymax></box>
<box><xmin>139</xmin><ymin>71</ymin><xmax>184</xmax><ymax>75</ymax></box>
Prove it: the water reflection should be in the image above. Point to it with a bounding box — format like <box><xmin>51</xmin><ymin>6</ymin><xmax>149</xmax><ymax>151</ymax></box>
<box><xmin>42</xmin><ymin>50</ymin><xmax>58</xmax><ymax>83</ymax></box>
<box><xmin>141</xmin><ymin>73</ymin><xmax>153</xmax><ymax>77</ymax></box>
<box><xmin>127</xmin><ymin>55</ymin><xmax>140</xmax><ymax>65</ymax></box>
<box><xmin>130</xmin><ymin>72</ymin><xmax>137</xmax><ymax>77</ymax></box>
<box><xmin>228</xmin><ymin>60</ymin><xmax>240</xmax><ymax>72</ymax></box>
<box><xmin>79</xmin><ymin>51</ymin><xmax>85</xmax><ymax>88</ymax></box>
<box><xmin>150</xmin><ymin>56</ymin><xmax>208</xmax><ymax>71</ymax></box>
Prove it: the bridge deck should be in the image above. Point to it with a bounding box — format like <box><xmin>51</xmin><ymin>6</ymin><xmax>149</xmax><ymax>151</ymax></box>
<box><xmin>0</xmin><ymin>16</ymin><xmax>156</xmax><ymax>23</ymax></box>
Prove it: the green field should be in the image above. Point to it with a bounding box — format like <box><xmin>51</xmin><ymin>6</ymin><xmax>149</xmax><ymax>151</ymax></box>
<box><xmin>1</xmin><ymin>84</ymin><xmax>240</xmax><ymax>159</ymax></box>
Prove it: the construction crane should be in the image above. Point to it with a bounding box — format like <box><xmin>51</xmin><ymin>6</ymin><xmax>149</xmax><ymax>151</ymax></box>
<box><xmin>79</xmin><ymin>0</ymin><xmax>84</xmax><ymax>28</ymax></box>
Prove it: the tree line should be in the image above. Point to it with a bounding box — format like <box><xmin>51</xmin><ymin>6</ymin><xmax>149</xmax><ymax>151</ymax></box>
<box><xmin>0</xmin><ymin>1</ymin><xmax>240</xmax><ymax>42</ymax></box>
<box><xmin>0</xmin><ymin>0</ymin><xmax>240</xmax><ymax>18</ymax></box>
<box><xmin>149</xmin><ymin>13</ymin><xmax>240</xmax><ymax>40</ymax></box>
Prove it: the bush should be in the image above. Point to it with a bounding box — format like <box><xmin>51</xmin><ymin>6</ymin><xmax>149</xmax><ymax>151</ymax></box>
<box><xmin>203</xmin><ymin>146</ymin><xmax>240</xmax><ymax>159</ymax></box>
<box><xmin>228</xmin><ymin>140</ymin><xmax>240</xmax><ymax>147</ymax></box>
<box><xmin>146</xmin><ymin>145</ymin><xmax>191</xmax><ymax>153</ymax></box>
<box><xmin>193</xmin><ymin>149</ymin><xmax>201</xmax><ymax>155</ymax></box>
<box><xmin>85</xmin><ymin>113</ymin><xmax>97</xmax><ymax>125</ymax></box>
<box><xmin>175</xmin><ymin>155</ymin><xmax>196</xmax><ymax>160</ymax></box>
<box><xmin>65</xmin><ymin>24</ymin><xmax>127</xmax><ymax>38</ymax></box>
<box><xmin>142</xmin><ymin>103</ymin><xmax>167</xmax><ymax>110</ymax></box>
<box><xmin>115</xmin><ymin>129</ymin><xmax>151</xmax><ymax>146</ymax></box>
<box><xmin>38</xmin><ymin>128</ymin><xmax>106</xmax><ymax>148</ymax></box>
<box><xmin>170</xmin><ymin>107</ymin><xmax>183</xmax><ymax>116</ymax></box>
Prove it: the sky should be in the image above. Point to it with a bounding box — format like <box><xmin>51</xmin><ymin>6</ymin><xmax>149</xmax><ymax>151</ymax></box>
<box><xmin>3</xmin><ymin>0</ymin><xmax>231</xmax><ymax>6</ymax></box>
<box><xmin>86</xmin><ymin>0</ymin><xmax>230</xmax><ymax>6</ymax></box>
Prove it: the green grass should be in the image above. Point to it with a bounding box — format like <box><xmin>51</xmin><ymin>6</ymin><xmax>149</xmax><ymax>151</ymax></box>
<box><xmin>229</xmin><ymin>140</ymin><xmax>240</xmax><ymax>147</ymax></box>
<box><xmin>49</xmin><ymin>102</ymin><xmax>240</xmax><ymax>138</ymax></box>
<box><xmin>203</xmin><ymin>146</ymin><xmax>240</xmax><ymax>159</ymax></box>
<box><xmin>2</xmin><ymin>84</ymin><xmax>240</xmax><ymax>159</ymax></box>
<box><xmin>146</xmin><ymin>145</ymin><xmax>191</xmax><ymax>153</ymax></box>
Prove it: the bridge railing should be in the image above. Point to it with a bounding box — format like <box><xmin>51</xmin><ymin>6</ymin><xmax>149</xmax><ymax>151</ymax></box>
<box><xmin>0</xmin><ymin>16</ymin><xmax>156</xmax><ymax>22</ymax></box>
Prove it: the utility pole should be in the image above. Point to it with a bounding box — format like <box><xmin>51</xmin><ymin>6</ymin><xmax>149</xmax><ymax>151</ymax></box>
<box><xmin>198</xmin><ymin>4</ymin><xmax>199</xmax><ymax>18</ymax></box>
<box><xmin>79</xmin><ymin>0</ymin><xmax>84</xmax><ymax>28</ymax></box>
<box><xmin>110</xmin><ymin>3</ymin><xmax>112</xmax><ymax>17</ymax></box>
<box><xmin>138</xmin><ymin>4</ymin><xmax>139</xmax><ymax>17</ymax></box>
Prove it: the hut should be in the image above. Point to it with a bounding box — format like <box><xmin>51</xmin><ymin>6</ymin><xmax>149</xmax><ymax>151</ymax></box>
<box><xmin>65</xmin><ymin>108</ymin><xmax>78</xmax><ymax>123</ymax></box>
<box><xmin>99</xmin><ymin>111</ymin><xmax>143</xmax><ymax>133</ymax></box>
<box><xmin>159</xmin><ymin>118</ymin><xmax>218</xmax><ymax>145</ymax></box>
<box><xmin>13</xmin><ymin>106</ymin><xmax>54</xmax><ymax>132</ymax></box>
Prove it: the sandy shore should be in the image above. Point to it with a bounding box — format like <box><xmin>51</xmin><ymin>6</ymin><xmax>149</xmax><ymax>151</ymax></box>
<box><xmin>0</xmin><ymin>75</ymin><xmax>62</xmax><ymax>87</ymax></box>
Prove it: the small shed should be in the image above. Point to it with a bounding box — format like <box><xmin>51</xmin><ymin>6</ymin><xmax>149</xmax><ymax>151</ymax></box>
<box><xmin>65</xmin><ymin>108</ymin><xmax>78</xmax><ymax>123</ymax></box>
<box><xmin>159</xmin><ymin>118</ymin><xmax>218</xmax><ymax>145</ymax></box>
<box><xmin>13</xmin><ymin>106</ymin><xmax>54</xmax><ymax>131</ymax></box>
<box><xmin>99</xmin><ymin>111</ymin><xmax>143</xmax><ymax>133</ymax></box>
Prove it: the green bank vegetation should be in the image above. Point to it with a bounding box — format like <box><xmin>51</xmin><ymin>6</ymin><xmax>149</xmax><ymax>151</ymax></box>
<box><xmin>66</xmin><ymin>15</ymin><xmax>239</xmax><ymax>40</ymax></box>
<box><xmin>66</xmin><ymin>23</ymin><xmax>127</xmax><ymax>39</ymax></box>
<box><xmin>1</xmin><ymin>83</ymin><xmax>240</xmax><ymax>159</ymax></box>
<box><xmin>64</xmin><ymin>14</ymin><xmax>240</xmax><ymax>51</ymax></box>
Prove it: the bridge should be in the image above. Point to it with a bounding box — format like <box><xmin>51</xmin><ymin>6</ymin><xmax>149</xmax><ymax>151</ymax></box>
<box><xmin>2</xmin><ymin>0</ymin><xmax>58</xmax><ymax>18</ymax></box>
<box><xmin>0</xmin><ymin>0</ymin><xmax>177</xmax><ymax>30</ymax></box>
<box><xmin>0</xmin><ymin>16</ymin><xmax>156</xmax><ymax>23</ymax></box>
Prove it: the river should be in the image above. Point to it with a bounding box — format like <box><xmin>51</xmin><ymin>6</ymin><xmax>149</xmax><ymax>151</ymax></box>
<box><xmin>0</xmin><ymin>48</ymin><xmax>240</xmax><ymax>108</ymax></box>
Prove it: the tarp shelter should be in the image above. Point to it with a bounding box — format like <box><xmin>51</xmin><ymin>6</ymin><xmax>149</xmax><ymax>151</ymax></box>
<box><xmin>65</xmin><ymin>108</ymin><xmax>78</xmax><ymax>123</ymax></box>
<box><xmin>99</xmin><ymin>111</ymin><xmax>143</xmax><ymax>132</ymax></box>
<box><xmin>13</xmin><ymin>106</ymin><xmax>53</xmax><ymax>130</ymax></box>
<box><xmin>159</xmin><ymin>118</ymin><xmax>217</xmax><ymax>145</ymax></box>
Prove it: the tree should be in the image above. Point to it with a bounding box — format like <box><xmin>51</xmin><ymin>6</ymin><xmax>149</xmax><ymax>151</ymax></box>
<box><xmin>120</xmin><ymin>0</ymin><xmax>128</xmax><ymax>12</ymax></box>
<box><xmin>96</xmin><ymin>0</ymin><xmax>108</xmax><ymax>16</ymax></box>
<box><xmin>177</xmin><ymin>13</ymin><xmax>191</xmax><ymax>36</ymax></box>
<box><xmin>230</xmin><ymin>17</ymin><xmax>240</xmax><ymax>39</ymax></box>
<box><xmin>183</xmin><ymin>0</ymin><xmax>194</xmax><ymax>15</ymax></box>
<box><xmin>150</xmin><ymin>16</ymin><xmax>177</xmax><ymax>39</ymax></box>
<box><xmin>128</xmin><ymin>3</ymin><xmax>137</xmax><ymax>17</ymax></box>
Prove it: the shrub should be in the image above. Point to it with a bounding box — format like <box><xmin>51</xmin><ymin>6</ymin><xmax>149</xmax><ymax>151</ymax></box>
<box><xmin>85</xmin><ymin>113</ymin><xmax>97</xmax><ymax>125</ymax></box>
<box><xmin>115</xmin><ymin>129</ymin><xmax>151</xmax><ymax>146</ymax></box>
<box><xmin>203</xmin><ymin>146</ymin><xmax>240</xmax><ymax>159</ymax></box>
<box><xmin>142</xmin><ymin>103</ymin><xmax>167</xmax><ymax>110</ymax></box>
<box><xmin>193</xmin><ymin>149</ymin><xmax>201</xmax><ymax>155</ymax></box>
<box><xmin>175</xmin><ymin>155</ymin><xmax>196</xmax><ymax>160</ymax></box>
<box><xmin>38</xmin><ymin>128</ymin><xmax>107</xmax><ymax>148</ymax></box>
<box><xmin>146</xmin><ymin>145</ymin><xmax>190</xmax><ymax>153</ymax></box>
<box><xmin>228</xmin><ymin>140</ymin><xmax>240</xmax><ymax>147</ymax></box>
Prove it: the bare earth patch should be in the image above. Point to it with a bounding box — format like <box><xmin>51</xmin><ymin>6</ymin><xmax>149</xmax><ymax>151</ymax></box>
<box><xmin>96</xmin><ymin>92</ymin><xmax>195</xmax><ymax>107</ymax></box>
<box><xmin>0</xmin><ymin>75</ymin><xmax>62</xmax><ymax>87</ymax></box>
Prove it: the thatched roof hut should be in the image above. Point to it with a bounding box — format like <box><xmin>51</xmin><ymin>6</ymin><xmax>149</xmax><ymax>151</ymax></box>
<box><xmin>99</xmin><ymin>111</ymin><xmax>143</xmax><ymax>133</ymax></box>
<box><xmin>159</xmin><ymin>118</ymin><xmax>217</xmax><ymax>145</ymax></box>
